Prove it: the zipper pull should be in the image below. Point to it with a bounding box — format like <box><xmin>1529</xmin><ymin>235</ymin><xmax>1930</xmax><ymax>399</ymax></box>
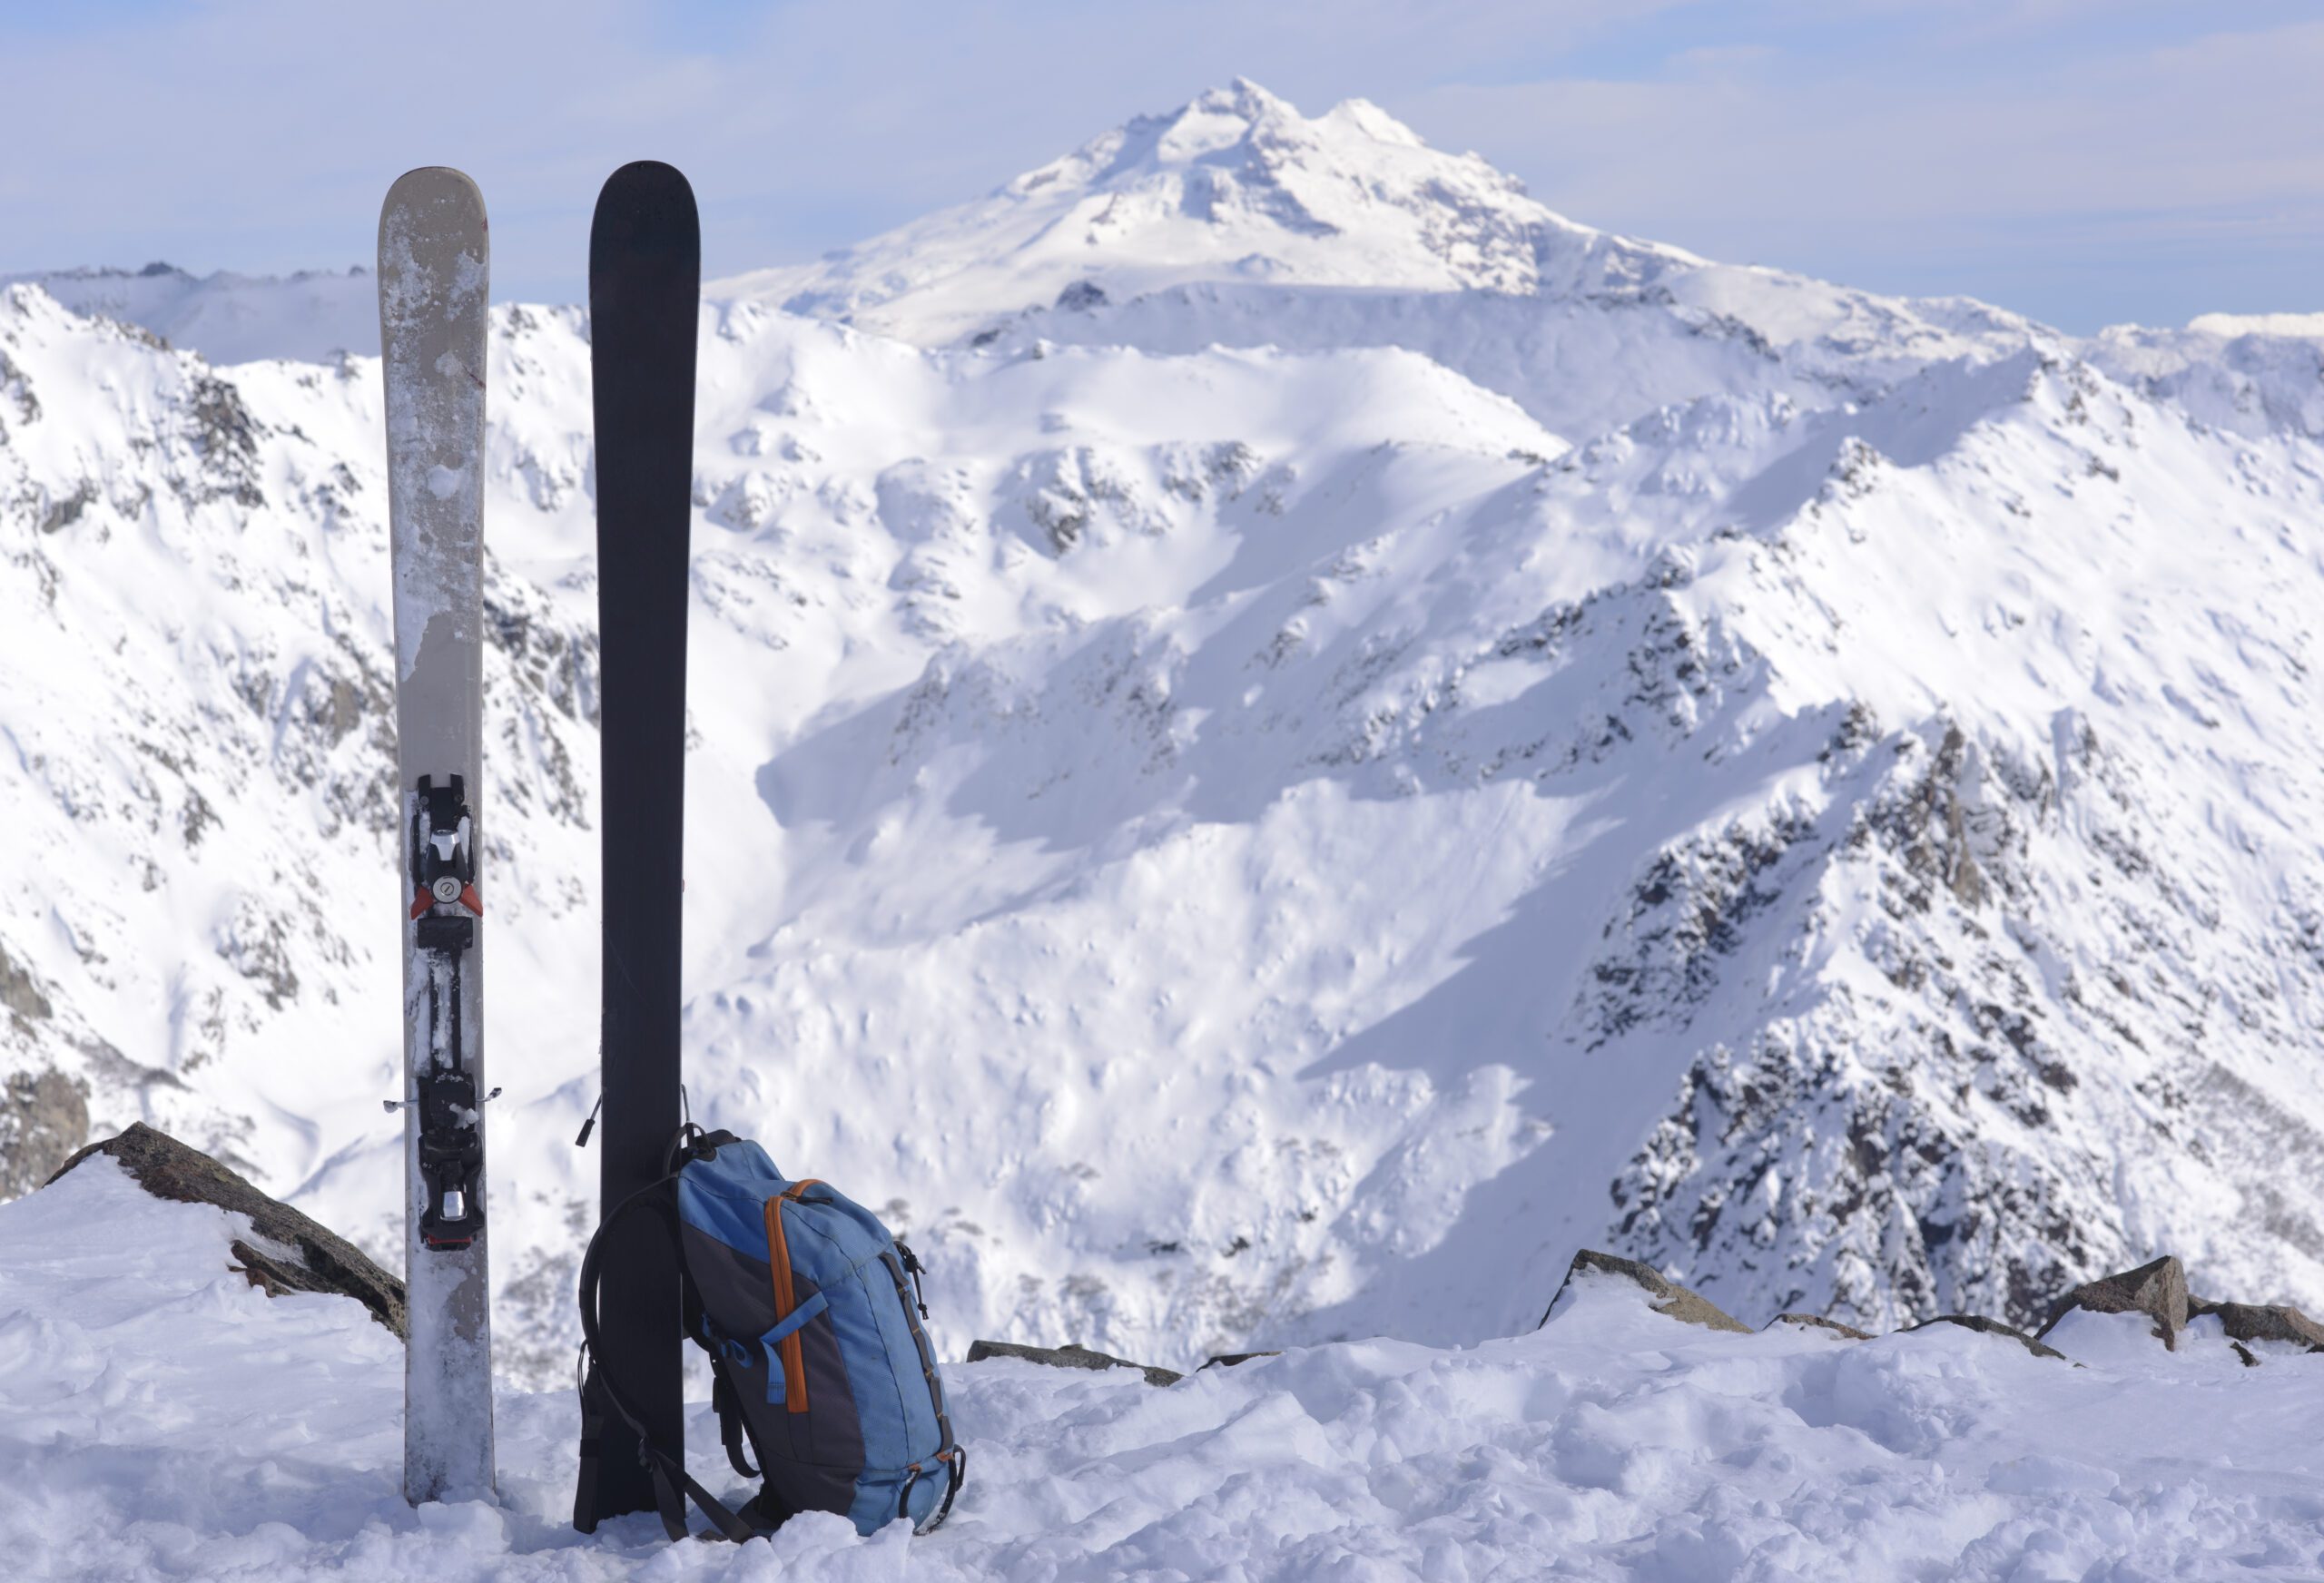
<box><xmin>899</xmin><ymin>1243</ymin><xmax>931</xmax><ymax>1318</ymax></box>
<box><xmin>575</xmin><ymin>1094</ymin><xmax>603</xmax><ymax>1147</ymax></box>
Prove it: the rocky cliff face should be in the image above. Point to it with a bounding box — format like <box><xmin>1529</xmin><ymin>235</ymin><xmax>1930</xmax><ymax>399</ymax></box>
<box><xmin>4</xmin><ymin>84</ymin><xmax>2323</xmax><ymax>1381</ymax></box>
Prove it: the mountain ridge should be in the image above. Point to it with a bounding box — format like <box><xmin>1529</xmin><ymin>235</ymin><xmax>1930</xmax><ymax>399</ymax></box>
<box><xmin>0</xmin><ymin>261</ymin><xmax>377</xmax><ymax>366</ymax></box>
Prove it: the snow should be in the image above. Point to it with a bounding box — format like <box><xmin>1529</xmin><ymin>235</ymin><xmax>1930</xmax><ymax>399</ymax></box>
<box><xmin>7</xmin><ymin>1162</ymin><xmax>2322</xmax><ymax>1580</ymax></box>
<box><xmin>5</xmin><ymin>76</ymin><xmax>2324</xmax><ymax>1429</ymax></box>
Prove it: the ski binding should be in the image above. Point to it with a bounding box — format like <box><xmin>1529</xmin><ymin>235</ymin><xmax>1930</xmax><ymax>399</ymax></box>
<box><xmin>410</xmin><ymin>773</ymin><xmax>486</xmax><ymax>1251</ymax></box>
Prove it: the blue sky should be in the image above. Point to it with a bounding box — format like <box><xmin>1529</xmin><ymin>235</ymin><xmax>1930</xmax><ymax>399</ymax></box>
<box><xmin>0</xmin><ymin>0</ymin><xmax>2315</xmax><ymax>331</ymax></box>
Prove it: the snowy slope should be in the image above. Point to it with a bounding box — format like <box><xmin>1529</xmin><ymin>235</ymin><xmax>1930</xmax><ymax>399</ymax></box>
<box><xmin>8</xmin><ymin>1162</ymin><xmax>2322</xmax><ymax>1581</ymax></box>
<box><xmin>5</xmin><ymin>83</ymin><xmax>2324</xmax><ymax>1393</ymax></box>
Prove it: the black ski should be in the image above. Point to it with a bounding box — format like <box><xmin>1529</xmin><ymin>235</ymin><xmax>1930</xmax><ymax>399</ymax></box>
<box><xmin>576</xmin><ymin>160</ymin><xmax>700</xmax><ymax>1529</ymax></box>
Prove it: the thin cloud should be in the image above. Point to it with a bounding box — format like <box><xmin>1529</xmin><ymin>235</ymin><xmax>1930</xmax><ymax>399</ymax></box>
<box><xmin>0</xmin><ymin>0</ymin><xmax>2311</xmax><ymax>329</ymax></box>
<box><xmin>1400</xmin><ymin>16</ymin><xmax>2324</xmax><ymax>326</ymax></box>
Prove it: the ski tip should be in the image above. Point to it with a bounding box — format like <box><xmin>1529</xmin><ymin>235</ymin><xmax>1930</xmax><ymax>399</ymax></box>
<box><xmin>377</xmin><ymin>167</ymin><xmax>489</xmax><ymax>352</ymax></box>
<box><xmin>596</xmin><ymin>160</ymin><xmax>695</xmax><ymax>210</ymax></box>
<box><xmin>381</xmin><ymin>166</ymin><xmax>487</xmax><ymax>221</ymax></box>
<box><xmin>588</xmin><ymin>162</ymin><xmax>701</xmax><ymax>291</ymax></box>
<box><xmin>592</xmin><ymin>162</ymin><xmax>699</xmax><ymax>242</ymax></box>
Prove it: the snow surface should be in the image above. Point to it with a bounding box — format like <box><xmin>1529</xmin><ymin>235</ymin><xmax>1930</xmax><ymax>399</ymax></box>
<box><xmin>5</xmin><ymin>80</ymin><xmax>2324</xmax><ymax>1406</ymax></box>
<box><xmin>6</xmin><ymin>1161</ymin><xmax>2321</xmax><ymax>1580</ymax></box>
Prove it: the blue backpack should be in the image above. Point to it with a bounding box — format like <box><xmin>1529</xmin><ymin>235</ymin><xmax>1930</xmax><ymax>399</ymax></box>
<box><xmin>575</xmin><ymin>1126</ymin><xmax>964</xmax><ymax>1541</ymax></box>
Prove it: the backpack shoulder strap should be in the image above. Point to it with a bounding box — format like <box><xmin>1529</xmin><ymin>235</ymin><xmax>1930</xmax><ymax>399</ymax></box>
<box><xmin>573</xmin><ymin>1172</ymin><xmax>762</xmax><ymax>1544</ymax></box>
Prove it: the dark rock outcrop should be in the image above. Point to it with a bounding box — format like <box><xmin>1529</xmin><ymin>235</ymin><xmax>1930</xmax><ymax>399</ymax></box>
<box><xmin>46</xmin><ymin>1122</ymin><xmax>405</xmax><ymax>1337</ymax></box>
<box><xmin>2189</xmin><ymin>1297</ymin><xmax>2324</xmax><ymax>1363</ymax></box>
<box><xmin>1200</xmin><ymin>1351</ymin><xmax>1281</xmax><ymax>1372</ymax></box>
<box><xmin>1907</xmin><ymin>1313</ymin><xmax>2066</xmax><ymax>1360</ymax></box>
<box><xmin>2039</xmin><ymin>1255</ymin><xmax>2188</xmax><ymax>1350</ymax></box>
<box><xmin>1769</xmin><ymin>1312</ymin><xmax>1873</xmax><ymax>1341</ymax></box>
<box><xmin>966</xmin><ymin>1338</ymin><xmax>1182</xmax><ymax>1387</ymax></box>
<box><xmin>1539</xmin><ymin>1248</ymin><xmax>1751</xmax><ymax>1333</ymax></box>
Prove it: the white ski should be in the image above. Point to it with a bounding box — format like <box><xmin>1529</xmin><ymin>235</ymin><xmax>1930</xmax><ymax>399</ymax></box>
<box><xmin>379</xmin><ymin>165</ymin><xmax>496</xmax><ymax>1504</ymax></box>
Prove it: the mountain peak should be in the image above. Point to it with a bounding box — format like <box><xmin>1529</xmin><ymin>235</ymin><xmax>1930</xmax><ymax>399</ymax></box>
<box><xmin>1317</xmin><ymin>93</ymin><xmax>1430</xmax><ymax>151</ymax></box>
<box><xmin>717</xmin><ymin>79</ymin><xmax>1656</xmax><ymax>346</ymax></box>
<box><xmin>1001</xmin><ymin>76</ymin><xmax>1441</xmax><ymax>211</ymax></box>
<box><xmin>1086</xmin><ymin>77</ymin><xmax>1443</xmax><ymax>191</ymax></box>
<box><xmin>1160</xmin><ymin>74</ymin><xmax>1299</xmax><ymax>132</ymax></box>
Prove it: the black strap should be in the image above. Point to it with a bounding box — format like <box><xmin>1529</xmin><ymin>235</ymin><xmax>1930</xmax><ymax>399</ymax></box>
<box><xmin>872</xmin><ymin>1245</ymin><xmax>964</xmax><ymax>1534</ymax></box>
<box><xmin>931</xmin><ymin>1446</ymin><xmax>966</xmax><ymax>1531</ymax></box>
<box><xmin>645</xmin><ymin>1434</ymin><xmax>690</xmax><ymax>1542</ymax></box>
<box><xmin>576</xmin><ymin>1170</ymin><xmax>761</xmax><ymax>1544</ymax></box>
<box><xmin>897</xmin><ymin>1446</ymin><xmax>967</xmax><ymax>1534</ymax></box>
<box><xmin>898</xmin><ymin>1241</ymin><xmax>932</xmax><ymax>1319</ymax></box>
<box><xmin>641</xmin><ymin>1443</ymin><xmax>756</xmax><ymax>1544</ymax></box>
<box><xmin>579</xmin><ymin>1361</ymin><xmax>748</xmax><ymax>1539</ymax></box>
<box><xmin>711</xmin><ymin>1365</ymin><xmax>759</xmax><ymax>1479</ymax></box>
<box><xmin>572</xmin><ymin>1370</ymin><xmax>606</xmax><ymax>1534</ymax></box>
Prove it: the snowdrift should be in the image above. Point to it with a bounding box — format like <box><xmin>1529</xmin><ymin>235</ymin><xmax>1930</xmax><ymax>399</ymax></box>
<box><xmin>5</xmin><ymin>1158</ymin><xmax>2322</xmax><ymax>1581</ymax></box>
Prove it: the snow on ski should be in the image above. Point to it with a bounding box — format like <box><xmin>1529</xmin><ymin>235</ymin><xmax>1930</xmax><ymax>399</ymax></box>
<box><xmin>378</xmin><ymin>165</ymin><xmax>497</xmax><ymax>1505</ymax></box>
<box><xmin>576</xmin><ymin>160</ymin><xmax>700</xmax><ymax>1528</ymax></box>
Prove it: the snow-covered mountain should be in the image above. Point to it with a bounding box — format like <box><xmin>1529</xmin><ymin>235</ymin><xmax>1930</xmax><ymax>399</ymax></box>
<box><xmin>714</xmin><ymin>80</ymin><xmax>2040</xmax><ymax>438</ymax></box>
<box><xmin>5</xmin><ymin>81</ymin><xmax>2324</xmax><ymax>1391</ymax></box>
<box><xmin>1</xmin><ymin>261</ymin><xmax>378</xmax><ymax>365</ymax></box>
<box><xmin>718</xmin><ymin>79</ymin><xmax>1689</xmax><ymax>339</ymax></box>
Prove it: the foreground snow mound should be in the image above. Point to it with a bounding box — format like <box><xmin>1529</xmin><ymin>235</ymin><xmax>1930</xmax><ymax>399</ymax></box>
<box><xmin>8</xmin><ymin>1162</ymin><xmax>2324</xmax><ymax>1581</ymax></box>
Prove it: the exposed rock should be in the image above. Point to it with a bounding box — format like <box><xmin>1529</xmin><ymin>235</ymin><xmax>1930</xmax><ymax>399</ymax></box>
<box><xmin>1200</xmin><ymin>1351</ymin><xmax>1281</xmax><ymax>1371</ymax></box>
<box><xmin>0</xmin><ymin>940</ymin><xmax>50</xmax><ymax>1021</ymax></box>
<box><xmin>184</xmin><ymin>373</ymin><xmax>262</xmax><ymax>506</ymax></box>
<box><xmin>1539</xmin><ymin>1248</ymin><xmax>1751</xmax><ymax>1333</ymax></box>
<box><xmin>1768</xmin><ymin>1312</ymin><xmax>1873</xmax><ymax>1341</ymax></box>
<box><xmin>45</xmin><ymin>1122</ymin><xmax>405</xmax><ymax>1337</ymax></box>
<box><xmin>1600</xmin><ymin>713</ymin><xmax>2106</xmax><ymax>1342</ymax></box>
<box><xmin>2188</xmin><ymin>1297</ymin><xmax>2324</xmax><ymax>1356</ymax></box>
<box><xmin>37</xmin><ymin>478</ymin><xmax>95</xmax><ymax>536</ymax></box>
<box><xmin>0</xmin><ymin>1067</ymin><xmax>88</xmax><ymax>1197</ymax></box>
<box><xmin>967</xmin><ymin>1338</ymin><xmax>1183</xmax><ymax>1387</ymax></box>
<box><xmin>1906</xmin><ymin>1313</ymin><xmax>2067</xmax><ymax>1360</ymax></box>
<box><xmin>2039</xmin><ymin>1255</ymin><xmax>2189</xmax><ymax>1350</ymax></box>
